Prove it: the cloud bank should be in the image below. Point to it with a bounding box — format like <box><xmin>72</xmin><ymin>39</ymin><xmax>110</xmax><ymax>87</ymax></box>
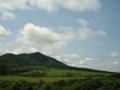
<box><xmin>29</xmin><ymin>0</ymin><xmax>101</xmax><ymax>12</ymax></box>
<box><xmin>0</xmin><ymin>0</ymin><xmax>101</xmax><ymax>20</ymax></box>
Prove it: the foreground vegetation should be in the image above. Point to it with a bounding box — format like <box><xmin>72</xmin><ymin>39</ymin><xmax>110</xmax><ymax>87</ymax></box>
<box><xmin>0</xmin><ymin>76</ymin><xmax>120</xmax><ymax>90</ymax></box>
<box><xmin>0</xmin><ymin>65</ymin><xmax>119</xmax><ymax>90</ymax></box>
<box><xmin>0</xmin><ymin>66</ymin><xmax>119</xmax><ymax>90</ymax></box>
<box><xmin>0</xmin><ymin>67</ymin><xmax>120</xmax><ymax>90</ymax></box>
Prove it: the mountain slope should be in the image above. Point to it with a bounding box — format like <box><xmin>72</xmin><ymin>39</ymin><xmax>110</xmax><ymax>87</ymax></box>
<box><xmin>0</xmin><ymin>52</ymin><xmax>68</xmax><ymax>69</ymax></box>
<box><xmin>0</xmin><ymin>52</ymin><xmax>111</xmax><ymax>72</ymax></box>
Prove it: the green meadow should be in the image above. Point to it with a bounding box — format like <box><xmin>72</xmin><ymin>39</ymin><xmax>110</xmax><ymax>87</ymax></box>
<box><xmin>0</xmin><ymin>66</ymin><xmax>111</xmax><ymax>83</ymax></box>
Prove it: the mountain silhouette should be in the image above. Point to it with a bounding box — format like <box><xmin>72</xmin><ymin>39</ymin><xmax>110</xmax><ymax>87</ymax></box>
<box><xmin>0</xmin><ymin>52</ymin><xmax>109</xmax><ymax>72</ymax></box>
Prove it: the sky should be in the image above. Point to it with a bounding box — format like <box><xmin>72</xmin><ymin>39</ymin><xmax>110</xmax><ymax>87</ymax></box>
<box><xmin>0</xmin><ymin>0</ymin><xmax>120</xmax><ymax>72</ymax></box>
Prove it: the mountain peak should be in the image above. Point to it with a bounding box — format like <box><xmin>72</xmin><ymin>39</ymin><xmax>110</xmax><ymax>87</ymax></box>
<box><xmin>0</xmin><ymin>52</ymin><xmax>107</xmax><ymax>72</ymax></box>
<box><xmin>1</xmin><ymin>53</ymin><xmax>16</xmax><ymax>56</ymax></box>
<box><xmin>32</xmin><ymin>52</ymin><xmax>43</xmax><ymax>55</ymax></box>
<box><xmin>0</xmin><ymin>52</ymin><xmax>68</xmax><ymax>69</ymax></box>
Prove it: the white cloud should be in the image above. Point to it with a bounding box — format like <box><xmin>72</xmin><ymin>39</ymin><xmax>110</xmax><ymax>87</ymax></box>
<box><xmin>0</xmin><ymin>42</ymin><xmax>11</xmax><ymax>55</ymax></box>
<box><xmin>0</xmin><ymin>10</ymin><xmax>15</xmax><ymax>20</ymax></box>
<box><xmin>17</xmin><ymin>23</ymin><xmax>74</xmax><ymax>51</ymax></box>
<box><xmin>0</xmin><ymin>49</ymin><xmax>8</xmax><ymax>56</ymax></box>
<box><xmin>43</xmin><ymin>52</ymin><xmax>93</xmax><ymax>67</ymax></box>
<box><xmin>79</xmin><ymin>27</ymin><xmax>93</xmax><ymax>41</ymax></box>
<box><xmin>78</xmin><ymin>19</ymin><xmax>89</xmax><ymax>26</ymax></box>
<box><xmin>29</xmin><ymin>0</ymin><xmax>59</xmax><ymax>12</ymax></box>
<box><xmin>113</xmin><ymin>61</ymin><xmax>119</xmax><ymax>65</ymax></box>
<box><xmin>62</xmin><ymin>0</ymin><xmax>101</xmax><ymax>11</ymax></box>
<box><xmin>0</xmin><ymin>0</ymin><xmax>101</xmax><ymax>12</ymax></box>
<box><xmin>0</xmin><ymin>0</ymin><xmax>101</xmax><ymax>20</ymax></box>
<box><xmin>78</xmin><ymin>19</ymin><xmax>107</xmax><ymax>41</ymax></box>
<box><xmin>77</xmin><ymin>57</ymin><xmax>93</xmax><ymax>65</ymax></box>
<box><xmin>95</xmin><ymin>62</ymin><xmax>120</xmax><ymax>72</ymax></box>
<box><xmin>79</xmin><ymin>28</ymin><xmax>107</xmax><ymax>41</ymax></box>
<box><xmin>0</xmin><ymin>25</ymin><xmax>11</xmax><ymax>36</ymax></box>
<box><xmin>111</xmin><ymin>52</ymin><xmax>120</xmax><ymax>58</ymax></box>
<box><xmin>12</xmin><ymin>46</ymin><xmax>38</xmax><ymax>54</ymax></box>
<box><xmin>29</xmin><ymin>0</ymin><xmax>101</xmax><ymax>12</ymax></box>
<box><xmin>0</xmin><ymin>0</ymin><xmax>27</xmax><ymax>11</ymax></box>
<box><xmin>0</xmin><ymin>0</ymin><xmax>27</xmax><ymax>20</ymax></box>
<box><xmin>97</xmin><ymin>30</ymin><xmax>107</xmax><ymax>37</ymax></box>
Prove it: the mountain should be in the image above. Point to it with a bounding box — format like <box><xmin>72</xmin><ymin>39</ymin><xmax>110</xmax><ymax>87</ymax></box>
<box><xmin>0</xmin><ymin>52</ymin><xmax>69</xmax><ymax>69</ymax></box>
<box><xmin>0</xmin><ymin>52</ymin><xmax>110</xmax><ymax>72</ymax></box>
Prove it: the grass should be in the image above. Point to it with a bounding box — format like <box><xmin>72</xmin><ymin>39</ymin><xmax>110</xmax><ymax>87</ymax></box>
<box><xmin>19</xmin><ymin>68</ymin><xmax>111</xmax><ymax>77</ymax></box>
<box><xmin>46</xmin><ymin>69</ymin><xmax>110</xmax><ymax>77</ymax></box>
<box><xmin>0</xmin><ymin>75</ymin><xmax>76</xmax><ymax>83</ymax></box>
<box><xmin>0</xmin><ymin>66</ymin><xmax>112</xmax><ymax>83</ymax></box>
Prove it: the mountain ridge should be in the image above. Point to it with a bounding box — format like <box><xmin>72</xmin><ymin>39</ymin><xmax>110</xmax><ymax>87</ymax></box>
<box><xmin>0</xmin><ymin>52</ymin><xmax>113</xmax><ymax>73</ymax></box>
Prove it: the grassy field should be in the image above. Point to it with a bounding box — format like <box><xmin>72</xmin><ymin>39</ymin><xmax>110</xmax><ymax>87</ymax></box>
<box><xmin>0</xmin><ymin>69</ymin><xmax>111</xmax><ymax>83</ymax></box>
<box><xmin>0</xmin><ymin>66</ymin><xmax>112</xmax><ymax>83</ymax></box>
<box><xmin>0</xmin><ymin>76</ymin><xmax>78</xmax><ymax>83</ymax></box>
<box><xmin>19</xmin><ymin>68</ymin><xmax>111</xmax><ymax>77</ymax></box>
<box><xmin>46</xmin><ymin>69</ymin><xmax>110</xmax><ymax>77</ymax></box>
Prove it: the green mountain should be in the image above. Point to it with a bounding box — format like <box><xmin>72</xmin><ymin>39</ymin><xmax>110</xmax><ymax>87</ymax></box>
<box><xmin>0</xmin><ymin>52</ymin><xmax>68</xmax><ymax>69</ymax></box>
<box><xmin>0</xmin><ymin>52</ymin><xmax>109</xmax><ymax>72</ymax></box>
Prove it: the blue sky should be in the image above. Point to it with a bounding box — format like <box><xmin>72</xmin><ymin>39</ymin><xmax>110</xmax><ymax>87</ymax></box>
<box><xmin>0</xmin><ymin>0</ymin><xmax>120</xmax><ymax>72</ymax></box>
